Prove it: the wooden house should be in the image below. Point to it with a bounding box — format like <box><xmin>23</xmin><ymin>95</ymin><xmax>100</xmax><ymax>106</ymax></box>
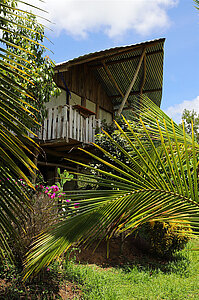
<box><xmin>36</xmin><ymin>38</ymin><xmax>165</xmax><ymax>183</ymax></box>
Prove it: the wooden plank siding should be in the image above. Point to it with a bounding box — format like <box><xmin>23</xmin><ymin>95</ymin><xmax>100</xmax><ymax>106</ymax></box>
<box><xmin>54</xmin><ymin>64</ymin><xmax>113</xmax><ymax>115</ymax></box>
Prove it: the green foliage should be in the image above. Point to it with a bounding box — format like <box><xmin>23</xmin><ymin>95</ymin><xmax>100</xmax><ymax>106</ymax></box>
<box><xmin>137</xmin><ymin>221</ymin><xmax>192</xmax><ymax>257</ymax></box>
<box><xmin>24</xmin><ymin>96</ymin><xmax>199</xmax><ymax>278</ymax></box>
<box><xmin>63</xmin><ymin>241</ymin><xmax>199</xmax><ymax>299</ymax></box>
<box><xmin>0</xmin><ymin>1</ymin><xmax>51</xmax><ymax>261</ymax></box>
<box><xmin>0</xmin><ymin>259</ymin><xmax>62</xmax><ymax>299</ymax></box>
<box><xmin>180</xmin><ymin>109</ymin><xmax>199</xmax><ymax>142</ymax></box>
<box><xmin>57</xmin><ymin>168</ymin><xmax>74</xmax><ymax>188</ymax></box>
<box><xmin>194</xmin><ymin>0</ymin><xmax>199</xmax><ymax>10</ymax></box>
<box><xmin>1</xmin><ymin>241</ymin><xmax>199</xmax><ymax>299</ymax></box>
<box><xmin>7</xmin><ymin>170</ymin><xmax>74</xmax><ymax>263</ymax></box>
<box><xmin>2</xmin><ymin>9</ymin><xmax>60</xmax><ymax>124</ymax></box>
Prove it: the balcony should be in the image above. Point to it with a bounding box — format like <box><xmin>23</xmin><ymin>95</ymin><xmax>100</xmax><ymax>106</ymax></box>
<box><xmin>32</xmin><ymin>105</ymin><xmax>101</xmax><ymax>144</ymax></box>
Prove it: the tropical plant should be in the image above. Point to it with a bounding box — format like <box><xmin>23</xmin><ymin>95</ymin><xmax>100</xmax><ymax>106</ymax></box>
<box><xmin>24</xmin><ymin>96</ymin><xmax>199</xmax><ymax>278</ymax></box>
<box><xmin>2</xmin><ymin>9</ymin><xmax>60</xmax><ymax>125</ymax></box>
<box><xmin>0</xmin><ymin>0</ymin><xmax>46</xmax><ymax>261</ymax></box>
<box><xmin>194</xmin><ymin>0</ymin><xmax>199</xmax><ymax>10</ymax></box>
<box><xmin>136</xmin><ymin>220</ymin><xmax>192</xmax><ymax>257</ymax></box>
<box><xmin>180</xmin><ymin>109</ymin><xmax>199</xmax><ymax>143</ymax></box>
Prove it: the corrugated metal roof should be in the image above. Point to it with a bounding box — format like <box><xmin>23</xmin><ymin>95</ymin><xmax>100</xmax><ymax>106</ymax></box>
<box><xmin>55</xmin><ymin>38</ymin><xmax>165</xmax><ymax>109</ymax></box>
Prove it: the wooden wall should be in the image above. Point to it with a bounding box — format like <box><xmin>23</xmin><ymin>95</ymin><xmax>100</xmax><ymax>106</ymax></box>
<box><xmin>54</xmin><ymin>64</ymin><xmax>113</xmax><ymax>114</ymax></box>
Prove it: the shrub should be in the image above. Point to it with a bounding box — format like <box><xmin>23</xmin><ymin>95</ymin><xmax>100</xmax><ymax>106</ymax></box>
<box><xmin>137</xmin><ymin>220</ymin><xmax>192</xmax><ymax>257</ymax></box>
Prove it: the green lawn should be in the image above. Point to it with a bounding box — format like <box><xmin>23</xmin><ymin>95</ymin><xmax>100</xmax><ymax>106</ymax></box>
<box><xmin>0</xmin><ymin>241</ymin><xmax>198</xmax><ymax>299</ymax></box>
<box><xmin>63</xmin><ymin>241</ymin><xmax>199</xmax><ymax>299</ymax></box>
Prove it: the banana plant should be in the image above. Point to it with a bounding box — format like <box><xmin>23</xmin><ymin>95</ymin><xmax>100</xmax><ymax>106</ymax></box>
<box><xmin>0</xmin><ymin>1</ymin><xmax>45</xmax><ymax>260</ymax></box>
<box><xmin>24</xmin><ymin>96</ymin><xmax>199</xmax><ymax>278</ymax></box>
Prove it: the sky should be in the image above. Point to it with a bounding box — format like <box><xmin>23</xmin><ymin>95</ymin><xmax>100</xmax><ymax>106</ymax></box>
<box><xmin>27</xmin><ymin>0</ymin><xmax>199</xmax><ymax>123</ymax></box>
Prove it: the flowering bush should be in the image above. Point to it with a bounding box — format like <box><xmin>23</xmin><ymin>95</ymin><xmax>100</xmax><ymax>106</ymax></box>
<box><xmin>11</xmin><ymin>168</ymin><xmax>78</xmax><ymax>210</ymax></box>
<box><xmin>33</xmin><ymin>168</ymin><xmax>79</xmax><ymax>211</ymax></box>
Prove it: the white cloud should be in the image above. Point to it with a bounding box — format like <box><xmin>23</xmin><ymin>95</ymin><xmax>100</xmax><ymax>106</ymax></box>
<box><xmin>21</xmin><ymin>0</ymin><xmax>179</xmax><ymax>38</ymax></box>
<box><xmin>164</xmin><ymin>96</ymin><xmax>199</xmax><ymax>124</ymax></box>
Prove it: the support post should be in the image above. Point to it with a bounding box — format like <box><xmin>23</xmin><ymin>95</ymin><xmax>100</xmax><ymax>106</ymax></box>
<box><xmin>31</xmin><ymin>149</ymin><xmax>39</xmax><ymax>184</ymax></box>
<box><xmin>117</xmin><ymin>48</ymin><xmax>146</xmax><ymax>116</ymax></box>
<box><xmin>96</xmin><ymin>84</ymin><xmax>100</xmax><ymax>119</ymax></box>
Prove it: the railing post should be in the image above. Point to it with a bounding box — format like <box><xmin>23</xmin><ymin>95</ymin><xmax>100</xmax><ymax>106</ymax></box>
<box><xmin>69</xmin><ymin>105</ymin><xmax>73</xmax><ymax>139</ymax></box>
<box><xmin>48</xmin><ymin>108</ymin><xmax>52</xmax><ymax>140</ymax></box>
<box><xmin>57</xmin><ymin>106</ymin><xmax>62</xmax><ymax>139</ymax></box>
<box><xmin>62</xmin><ymin>105</ymin><xmax>68</xmax><ymax>141</ymax></box>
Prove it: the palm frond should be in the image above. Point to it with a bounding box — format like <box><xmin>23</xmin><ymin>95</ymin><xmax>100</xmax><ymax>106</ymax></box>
<box><xmin>24</xmin><ymin>96</ymin><xmax>199</xmax><ymax>278</ymax></box>
<box><xmin>0</xmin><ymin>1</ymin><xmax>46</xmax><ymax>259</ymax></box>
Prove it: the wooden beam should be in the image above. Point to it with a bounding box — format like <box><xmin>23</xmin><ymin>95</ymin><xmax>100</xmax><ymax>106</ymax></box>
<box><xmin>43</xmin><ymin>148</ymin><xmax>92</xmax><ymax>163</ymax></box>
<box><xmin>96</xmin><ymin>84</ymin><xmax>100</xmax><ymax>119</ymax></box>
<box><xmin>90</xmin><ymin>49</ymin><xmax>163</xmax><ymax>69</ymax></box>
<box><xmin>31</xmin><ymin>149</ymin><xmax>39</xmax><ymax>184</ymax></box>
<box><xmin>102</xmin><ymin>60</ymin><xmax>124</xmax><ymax>98</ymax></box>
<box><xmin>117</xmin><ymin>49</ymin><xmax>146</xmax><ymax>116</ymax></box>
<box><xmin>38</xmin><ymin>161</ymin><xmax>77</xmax><ymax>171</ymax></box>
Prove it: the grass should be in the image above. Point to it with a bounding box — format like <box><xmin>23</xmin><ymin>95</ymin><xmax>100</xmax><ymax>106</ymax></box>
<box><xmin>62</xmin><ymin>240</ymin><xmax>199</xmax><ymax>299</ymax></box>
<box><xmin>0</xmin><ymin>240</ymin><xmax>198</xmax><ymax>299</ymax></box>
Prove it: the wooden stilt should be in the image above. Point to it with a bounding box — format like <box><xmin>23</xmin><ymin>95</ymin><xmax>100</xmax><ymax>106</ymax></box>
<box><xmin>32</xmin><ymin>148</ymin><xmax>39</xmax><ymax>184</ymax></box>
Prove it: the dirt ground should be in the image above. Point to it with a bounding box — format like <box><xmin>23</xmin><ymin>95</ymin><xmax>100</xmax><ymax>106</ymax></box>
<box><xmin>72</xmin><ymin>235</ymin><xmax>150</xmax><ymax>266</ymax></box>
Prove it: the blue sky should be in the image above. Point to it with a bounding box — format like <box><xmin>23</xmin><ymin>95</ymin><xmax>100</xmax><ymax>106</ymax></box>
<box><xmin>37</xmin><ymin>0</ymin><xmax>199</xmax><ymax>123</ymax></box>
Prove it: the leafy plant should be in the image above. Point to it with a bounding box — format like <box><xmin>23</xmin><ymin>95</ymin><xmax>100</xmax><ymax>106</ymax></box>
<box><xmin>180</xmin><ymin>109</ymin><xmax>199</xmax><ymax>143</ymax></box>
<box><xmin>136</xmin><ymin>220</ymin><xmax>192</xmax><ymax>257</ymax></box>
<box><xmin>57</xmin><ymin>168</ymin><xmax>74</xmax><ymax>188</ymax></box>
<box><xmin>24</xmin><ymin>96</ymin><xmax>199</xmax><ymax>278</ymax></box>
<box><xmin>2</xmin><ymin>9</ymin><xmax>60</xmax><ymax>125</ymax></box>
<box><xmin>0</xmin><ymin>1</ymin><xmax>47</xmax><ymax>261</ymax></box>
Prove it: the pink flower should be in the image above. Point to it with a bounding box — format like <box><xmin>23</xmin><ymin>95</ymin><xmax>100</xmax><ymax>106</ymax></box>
<box><xmin>47</xmin><ymin>268</ymin><xmax>50</xmax><ymax>271</ymax></box>
<box><xmin>35</xmin><ymin>185</ymin><xmax>39</xmax><ymax>188</ymax></box>
<box><xmin>66</xmin><ymin>199</ymin><xmax>70</xmax><ymax>203</ymax></box>
<box><xmin>74</xmin><ymin>203</ymin><xmax>80</xmax><ymax>208</ymax></box>
<box><xmin>51</xmin><ymin>193</ymin><xmax>56</xmax><ymax>199</ymax></box>
<box><xmin>40</xmin><ymin>185</ymin><xmax>44</xmax><ymax>189</ymax></box>
<box><xmin>53</xmin><ymin>186</ymin><xmax>59</xmax><ymax>192</ymax></box>
<box><xmin>7</xmin><ymin>178</ymin><xmax>9</xmax><ymax>180</ymax></box>
<box><xmin>45</xmin><ymin>190</ymin><xmax>48</xmax><ymax>194</ymax></box>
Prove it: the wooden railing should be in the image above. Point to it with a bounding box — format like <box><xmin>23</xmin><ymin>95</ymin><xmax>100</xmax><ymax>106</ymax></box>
<box><xmin>34</xmin><ymin>105</ymin><xmax>101</xmax><ymax>143</ymax></box>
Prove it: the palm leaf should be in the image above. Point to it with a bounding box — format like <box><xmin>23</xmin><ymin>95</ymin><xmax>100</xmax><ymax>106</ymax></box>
<box><xmin>24</xmin><ymin>96</ymin><xmax>199</xmax><ymax>278</ymax></box>
<box><xmin>0</xmin><ymin>1</ymin><xmax>46</xmax><ymax>260</ymax></box>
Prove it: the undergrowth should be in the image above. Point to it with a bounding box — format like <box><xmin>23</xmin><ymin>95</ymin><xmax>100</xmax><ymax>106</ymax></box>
<box><xmin>0</xmin><ymin>240</ymin><xmax>198</xmax><ymax>299</ymax></box>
